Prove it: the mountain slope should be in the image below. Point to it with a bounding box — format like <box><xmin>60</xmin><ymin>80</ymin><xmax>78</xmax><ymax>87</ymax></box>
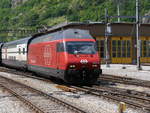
<box><xmin>0</xmin><ymin>0</ymin><xmax>150</xmax><ymax>41</ymax></box>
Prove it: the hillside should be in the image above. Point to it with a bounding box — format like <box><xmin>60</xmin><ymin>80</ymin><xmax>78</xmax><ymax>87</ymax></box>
<box><xmin>0</xmin><ymin>0</ymin><xmax>150</xmax><ymax>41</ymax></box>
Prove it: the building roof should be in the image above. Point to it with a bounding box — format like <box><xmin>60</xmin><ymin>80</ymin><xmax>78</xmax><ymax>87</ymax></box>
<box><xmin>33</xmin><ymin>22</ymin><xmax>150</xmax><ymax>37</ymax></box>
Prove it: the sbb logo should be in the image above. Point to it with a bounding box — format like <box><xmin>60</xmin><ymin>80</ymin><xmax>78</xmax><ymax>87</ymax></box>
<box><xmin>80</xmin><ymin>59</ymin><xmax>88</xmax><ymax>64</ymax></box>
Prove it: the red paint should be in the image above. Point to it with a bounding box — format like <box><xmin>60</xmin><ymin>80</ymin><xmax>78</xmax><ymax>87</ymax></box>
<box><xmin>28</xmin><ymin>38</ymin><xmax>100</xmax><ymax>70</ymax></box>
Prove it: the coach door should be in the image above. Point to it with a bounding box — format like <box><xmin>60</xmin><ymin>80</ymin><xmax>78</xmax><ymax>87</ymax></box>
<box><xmin>111</xmin><ymin>37</ymin><xmax>132</xmax><ymax>63</ymax></box>
<box><xmin>140</xmin><ymin>37</ymin><xmax>150</xmax><ymax>63</ymax></box>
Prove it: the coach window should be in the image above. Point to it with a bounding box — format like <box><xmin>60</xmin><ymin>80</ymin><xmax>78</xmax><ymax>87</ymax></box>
<box><xmin>23</xmin><ymin>48</ymin><xmax>25</xmax><ymax>54</ymax></box>
<box><xmin>19</xmin><ymin>48</ymin><xmax>21</xmax><ymax>54</ymax></box>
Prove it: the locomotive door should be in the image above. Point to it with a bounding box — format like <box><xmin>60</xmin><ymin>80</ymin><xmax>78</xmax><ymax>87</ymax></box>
<box><xmin>44</xmin><ymin>45</ymin><xmax>51</xmax><ymax>66</ymax></box>
<box><xmin>140</xmin><ymin>37</ymin><xmax>150</xmax><ymax>63</ymax></box>
<box><xmin>111</xmin><ymin>37</ymin><xmax>132</xmax><ymax>63</ymax></box>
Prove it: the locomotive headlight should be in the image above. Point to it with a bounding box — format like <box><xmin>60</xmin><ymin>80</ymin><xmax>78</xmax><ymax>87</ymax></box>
<box><xmin>69</xmin><ymin>65</ymin><xmax>76</xmax><ymax>69</ymax></box>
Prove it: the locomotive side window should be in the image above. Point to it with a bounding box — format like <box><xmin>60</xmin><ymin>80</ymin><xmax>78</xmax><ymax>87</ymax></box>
<box><xmin>57</xmin><ymin>43</ymin><xmax>64</xmax><ymax>52</ymax></box>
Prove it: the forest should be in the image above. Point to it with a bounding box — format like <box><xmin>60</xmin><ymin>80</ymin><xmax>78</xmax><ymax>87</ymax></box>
<box><xmin>0</xmin><ymin>0</ymin><xmax>150</xmax><ymax>41</ymax></box>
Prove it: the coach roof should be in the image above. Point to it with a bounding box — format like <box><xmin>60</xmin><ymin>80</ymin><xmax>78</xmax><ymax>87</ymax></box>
<box><xmin>3</xmin><ymin>37</ymin><xmax>31</xmax><ymax>47</ymax></box>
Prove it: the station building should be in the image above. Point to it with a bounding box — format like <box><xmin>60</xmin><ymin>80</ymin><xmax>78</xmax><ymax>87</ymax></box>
<box><xmin>47</xmin><ymin>22</ymin><xmax>150</xmax><ymax>64</ymax></box>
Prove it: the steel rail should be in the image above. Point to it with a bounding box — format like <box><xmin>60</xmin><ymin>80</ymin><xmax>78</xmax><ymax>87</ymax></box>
<box><xmin>100</xmin><ymin>74</ymin><xmax>150</xmax><ymax>88</ymax></box>
<box><xmin>0</xmin><ymin>84</ymin><xmax>44</xmax><ymax>113</ymax></box>
<box><xmin>0</xmin><ymin>76</ymin><xmax>87</xmax><ymax>113</ymax></box>
<box><xmin>84</xmin><ymin>86</ymin><xmax>150</xmax><ymax>103</ymax></box>
<box><xmin>0</xmin><ymin>66</ymin><xmax>52</xmax><ymax>83</ymax></box>
<box><xmin>94</xmin><ymin>85</ymin><xmax>150</xmax><ymax>98</ymax></box>
<box><xmin>71</xmin><ymin>86</ymin><xmax>150</xmax><ymax>111</ymax></box>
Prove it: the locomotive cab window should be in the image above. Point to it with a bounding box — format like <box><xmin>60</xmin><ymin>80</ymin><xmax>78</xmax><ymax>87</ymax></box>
<box><xmin>66</xmin><ymin>41</ymin><xmax>97</xmax><ymax>54</ymax></box>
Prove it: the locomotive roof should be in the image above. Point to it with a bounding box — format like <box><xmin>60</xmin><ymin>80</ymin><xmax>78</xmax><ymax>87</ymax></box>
<box><xmin>30</xmin><ymin>29</ymin><xmax>93</xmax><ymax>44</ymax></box>
<box><xmin>2</xmin><ymin>28</ymin><xmax>93</xmax><ymax>47</ymax></box>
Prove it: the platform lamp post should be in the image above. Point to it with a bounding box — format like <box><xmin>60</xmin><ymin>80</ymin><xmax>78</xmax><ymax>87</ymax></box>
<box><xmin>105</xmin><ymin>8</ymin><xmax>112</xmax><ymax>67</ymax></box>
<box><xmin>136</xmin><ymin>0</ymin><xmax>142</xmax><ymax>70</ymax></box>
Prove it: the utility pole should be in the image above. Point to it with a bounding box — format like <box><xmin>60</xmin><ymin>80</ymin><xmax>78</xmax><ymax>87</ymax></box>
<box><xmin>117</xmin><ymin>0</ymin><xmax>121</xmax><ymax>22</ymax></box>
<box><xmin>136</xmin><ymin>0</ymin><xmax>142</xmax><ymax>70</ymax></box>
<box><xmin>105</xmin><ymin>8</ymin><xmax>110</xmax><ymax>67</ymax></box>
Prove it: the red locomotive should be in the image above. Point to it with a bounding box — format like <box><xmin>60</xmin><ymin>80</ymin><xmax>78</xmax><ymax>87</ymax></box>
<box><xmin>1</xmin><ymin>29</ymin><xmax>102</xmax><ymax>84</ymax></box>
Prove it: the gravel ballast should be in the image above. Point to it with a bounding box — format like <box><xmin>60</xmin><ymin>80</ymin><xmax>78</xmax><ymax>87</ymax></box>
<box><xmin>0</xmin><ymin>86</ymin><xmax>34</xmax><ymax>113</ymax></box>
<box><xmin>0</xmin><ymin>71</ymin><xmax>146</xmax><ymax>113</ymax></box>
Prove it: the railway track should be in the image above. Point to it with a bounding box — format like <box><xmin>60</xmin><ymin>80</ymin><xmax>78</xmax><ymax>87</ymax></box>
<box><xmin>0</xmin><ymin>75</ymin><xmax>87</xmax><ymax>113</ymax></box>
<box><xmin>71</xmin><ymin>85</ymin><xmax>150</xmax><ymax>112</ymax></box>
<box><xmin>1</xmin><ymin>66</ymin><xmax>150</xmax><ymax>88</ymax></box>
<box><xmin>1</xmin><ymin>66</ymin><xmax>150</xmax><ymax>112</ymax></box>
<box><xmin>0</xmin><ymin>66</ymin><xmax>52</xmax><ymax>83</ymax></box>
<box><xmin>99</xmin><ymin>74</ymin><xmax>150</xmax><ymax>88</ymax></box>
<box><xmin>94</xmin><ymin>85</ymin><xmax>150</xmax><ymax>98</ymax></box>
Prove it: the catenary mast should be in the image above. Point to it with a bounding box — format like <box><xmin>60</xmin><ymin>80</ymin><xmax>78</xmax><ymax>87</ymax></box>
<box><xmin>136</xmin><ymin>0</ymin><xmax>142</xmax><ymax>70</ymax></box>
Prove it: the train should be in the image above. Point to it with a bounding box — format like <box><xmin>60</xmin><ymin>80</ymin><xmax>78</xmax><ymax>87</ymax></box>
<box><xmin>0</xmin><ymin>28</ymin><xmax>102</xmax><ymax>84</ymax></box>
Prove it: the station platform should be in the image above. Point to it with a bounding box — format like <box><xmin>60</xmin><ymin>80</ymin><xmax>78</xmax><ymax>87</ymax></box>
<box><xmin>101</xmin><ymin>64</ymin><xmax>150</xmax><ymax>81</ymax></box>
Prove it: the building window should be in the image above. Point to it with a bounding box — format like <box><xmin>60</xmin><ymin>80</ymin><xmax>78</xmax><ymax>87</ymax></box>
<box><xmin>112</xmin><ymin>40</ymin><xmax>131</xmax><ymax>58</ymax></box>
<box><xmin>97</xmin><ymin>40</ymin><xmax>105</xmax><ymax>58</ymax></box>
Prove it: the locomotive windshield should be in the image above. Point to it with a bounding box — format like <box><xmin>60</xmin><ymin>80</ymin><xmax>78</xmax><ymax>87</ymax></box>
<box><xmin>66</xmin><ymin>41</ymin><xmax>97</xmax><ymax>54</ymax></box>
